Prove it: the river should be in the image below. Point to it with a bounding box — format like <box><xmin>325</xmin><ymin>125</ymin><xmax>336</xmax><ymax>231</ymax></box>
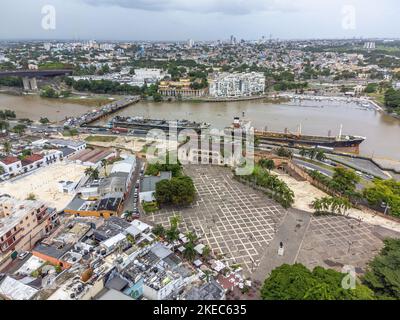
<box><xmin>1</xmin><ymin>93</ymin><xmax>400</xmax><ymax>160</ymax></box>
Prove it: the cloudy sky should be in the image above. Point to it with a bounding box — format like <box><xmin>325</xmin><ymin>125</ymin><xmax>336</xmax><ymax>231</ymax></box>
<box><xmin>0</xmin><ymin>0</ymin><xmax>399</xmax><ymax>41</ymax></box>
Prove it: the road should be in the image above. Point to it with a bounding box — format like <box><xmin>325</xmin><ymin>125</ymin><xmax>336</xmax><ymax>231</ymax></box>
<box><xmin>293</xmin><ymin>158</ymin><xmax>333</xmax><ymax>177</ymax></box>
<box><xmin>123</xmin><ymin>158</ymin><xmax>144</xmax><ymax>213</ymax></box>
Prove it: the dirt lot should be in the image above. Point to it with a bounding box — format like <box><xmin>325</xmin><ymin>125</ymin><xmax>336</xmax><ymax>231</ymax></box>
<box><xmin>0</xmin><ymin>163</ymin><xmax>86</xmax><ymax>211</ymax></box>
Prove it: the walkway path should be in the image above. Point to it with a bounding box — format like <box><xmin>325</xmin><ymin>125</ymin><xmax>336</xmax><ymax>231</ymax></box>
<box><xmin>251</xmin><ymin>209</ymin><xmax>312</xmax><ymax>282</ymax></box>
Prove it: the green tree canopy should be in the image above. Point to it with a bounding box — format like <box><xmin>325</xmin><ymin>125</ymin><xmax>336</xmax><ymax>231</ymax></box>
<box><xmin>363</xmin><ymin>239</ymin><xmax>400</xmax><ymax>299</ymax></box>
<box><xmin>261</xmin><ymin>263</ymin><xmax>374</xmax><ymax>300</ymax></box>
<box><xmin>363</xmin><ymin>179</ymin><xmax>400</xmax><ymax>217</ymax></box>
<box><xmin>155</xmin><ymin>176</ymin><xmax>196</xmax><ymax>207</ymax></box>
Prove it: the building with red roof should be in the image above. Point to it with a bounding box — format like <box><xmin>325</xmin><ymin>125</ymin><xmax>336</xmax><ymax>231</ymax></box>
<box><xmin>0</xmin><ymin>156</ymin><xmax>22</xmax><ymax>178</ymax></box>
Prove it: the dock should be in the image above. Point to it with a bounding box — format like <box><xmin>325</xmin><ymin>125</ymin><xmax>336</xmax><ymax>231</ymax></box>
<box><xmin>63</xmin><ymin>96</ymin><xmax>140</xmax><ymax>128</ymax></box>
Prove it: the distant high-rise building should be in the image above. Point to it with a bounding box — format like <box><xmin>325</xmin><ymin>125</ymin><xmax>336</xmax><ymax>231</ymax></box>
<box><xmin>187</xmin><ymin>39</ymin><xmax>195</xmax><ymax>48</ymax></box>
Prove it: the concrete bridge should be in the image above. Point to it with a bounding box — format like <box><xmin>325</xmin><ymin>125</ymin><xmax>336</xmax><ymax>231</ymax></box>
<box><xmin>0</xmin><ymin>69</ymin><xmax>73</xmax><ymax>91</ymax></box>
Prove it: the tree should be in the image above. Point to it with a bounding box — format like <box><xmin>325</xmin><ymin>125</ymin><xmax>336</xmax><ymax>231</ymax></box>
<box><xmin>299</xmin><ymin>147</ymin><xmax>308</xmax><ymax>157</ymax></box>
<box><xmin>169</xmin><ymin>214</ymin><xmax>181</xmax><ymax>230</ymax></box>
<box><xmin>330</xmin><ymin>167</ymin><xmax>360</xmax><ymax>197</ymax></box>
<box><xmin>40</xmin><ymin>117</ymin><xmax>50</xmax><ymax>125</ymax></box>
<box><xmin>202</xmin><ymin>245</ymin><xmax>211</xmax><ymax>260</ymax></box>
<box><xmin>84</xmin><ymin>167</ymin><xmax>100</xmax><ymax>180</ymax></box>
<box><xmin>363</xmin><ymin>238</ymin><xmax>400</xmax><ymax>299</ymax></box>
<box><xmin>0</xmin><ymin>120</ymin><xmax>9</xmax><ymax>131</ymax></box>
<box><xmin>308</xmin><ymin>148</ymin><xmax>317</xmax><ymax>160</ymax></box>
<box><xmin>124</xmin><ymin>211</ymin><xmax>134</xmax><ymax>222</ymax></box>
<box><xmin>153</xmin><ymin>224</ymin><xmax>166</xmax><ymax>238</ymax></box>
<box><xmin>183</xmin><ymin>241</ymin><xmax>197</xmax><ymax>262</ymax></box>
<box><xmin>166</xmin><ymin>227</ymin><xmax>180</xmax><ymax>242</ymax></box>
<box><xmin>259</xmin><ymin>159</ymin><xmax>275</xmax><ymax>171</ymax></box>
<box><xmin>3</xmin><ymin>141</ymin><xmax>12</xmax><ymax>153</ymax></box>
<box><xmin>40</xmin><ymin>86</ymin><xmax>59</xmax><ymax>99</ymax></box>
<box><xmin>261</xmin><ymin>263</ymin><xmax>374</xmax><ymax>300</ymax></box>
<box><xmin>26</xmin><ymin>193</ymin><xmax>37</xmax><ymax>201</ymax></box>
<box><xmin>155</xmin><ymin>176</ymin><xmax>196</xmax><ymax>207</ymax></box>
<box><xmin>12</xmin><ymin>124</ymin><xmax>26</xmax><ymax>135</ymax></box>
<box><xmin>276</xmin><ymin>147</ymin><xmax>293</xmax><ymax>159</ymax></box>
<box><xmin>315</xmin><ymin>150</ymin><xmax>326</xmax><ymax>162</ymax></box>
<box><xmin>311</xmin><ymin>196</ymin><xmax>352</xmax><ymax>216</ymax></box>
<box><xmin>363</xmin><ymin>179</ymin><xmax>400</xmax><ymax>217</ymax></box>
<box><xmin>101</xmin><ymin>159</ymin><xmax>108</xmax><ymax>177</ymax></box>
<box><xmin>185</xmin><ymin>231</ymin><xmax>198</xmax><ymax>244</ymax></box>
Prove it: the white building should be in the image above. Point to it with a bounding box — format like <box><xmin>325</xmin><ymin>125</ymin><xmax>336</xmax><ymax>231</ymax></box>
<box><xmin>0</xmin><ymin>157</ymin><xmax>22</xmax><ymax>178</ymax></box>
<box><xmin>209</xmin><ymin>72</ymin><xmax>265</xmax><ymax>98</ymax></box>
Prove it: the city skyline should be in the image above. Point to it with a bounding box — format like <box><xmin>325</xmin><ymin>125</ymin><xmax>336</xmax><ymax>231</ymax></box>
<box><xmin>0</xmin><ymin>0</ymin><xmax>399</xmax><ymax>41</ymax></box>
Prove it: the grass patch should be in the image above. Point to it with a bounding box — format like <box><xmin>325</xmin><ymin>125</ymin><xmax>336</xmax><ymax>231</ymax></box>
<box><xmin>142</xmin><ymin>201</ymin><xmax>159</xmax><ymax>213</ymax></box>
<box><xmin>367</xmin><ymin>92</ymin><xmax>385</xmax><ymax>106</ymax></box>
<box><xmin>85</xmin><ymin>135</ymin><xmax>117</xmax><ymax>143</ymax></box>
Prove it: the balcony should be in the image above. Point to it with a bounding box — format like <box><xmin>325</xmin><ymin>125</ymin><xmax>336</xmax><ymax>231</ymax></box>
<box><xmin>0</xmin><ymin>228</ymin><xmax>23</xmax><ymax>253</ymax></box>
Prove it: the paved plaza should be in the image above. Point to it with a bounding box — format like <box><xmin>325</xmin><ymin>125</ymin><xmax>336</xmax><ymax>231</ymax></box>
<box><xmin>296</xmin><ymin>215</ymin><xmax>400</xmax><ymax>273</ymax></box>
<box><xmin>145</xmin><ymin>165</ymin><xmax>287</xmax><ymax>273</ymax></box>
<box><xmin>145</xmin><ymin>164</ymin><xmax>400</xmax><ymax>278</ymax></box>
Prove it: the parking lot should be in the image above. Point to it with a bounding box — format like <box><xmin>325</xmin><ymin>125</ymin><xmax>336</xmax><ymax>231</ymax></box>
<box><xmin>145</xmin><ymin>165</ymin><xmax>287</xmax><ymax>273</ymax></box>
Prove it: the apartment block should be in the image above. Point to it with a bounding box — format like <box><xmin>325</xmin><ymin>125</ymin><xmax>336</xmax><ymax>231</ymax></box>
<box><xmin>209</xmin><ymin>72</ymin><xmax>265</xmax><ymax>98</ymax></box>
<box><xmin>0</xmin><ymin>196</ymin><xmax>58</xmax><ymax>269</ymax></box>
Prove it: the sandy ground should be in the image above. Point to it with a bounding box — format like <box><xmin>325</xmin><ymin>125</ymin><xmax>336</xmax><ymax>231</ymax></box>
<box><xmin>0</xmin><ymin>163</ymin><xmax>86</xmax><ymax>211</ymax></box>
<box><xmin>276</xmin><ymin>171</ymin><xmax>400</xmax><ymax>233</ymax></box>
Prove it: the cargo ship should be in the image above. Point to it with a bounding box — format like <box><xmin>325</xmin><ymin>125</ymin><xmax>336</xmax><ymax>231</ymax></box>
<box><xmin>228</xmin><ymin>117</ymin><xmax>366</xmax><ymax>150</ymax></box>
<box><xmin>110</xmin><ymin>116</ymin><xmax>211</xmax><ymax>133</ymax></box>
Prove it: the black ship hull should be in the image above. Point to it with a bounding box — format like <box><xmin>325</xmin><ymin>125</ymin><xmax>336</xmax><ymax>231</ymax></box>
<box><xmin>256</xmin><ymin>135</ymin><xmax>365</xmax><ymax>148</ymax></box>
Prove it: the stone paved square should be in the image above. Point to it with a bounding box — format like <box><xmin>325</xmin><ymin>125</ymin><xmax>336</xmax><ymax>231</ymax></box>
<box><xmin>296</xmin><ymin>215</ymin><xmax>400</xmax><ymax>273</ymax></box>
<box><xmin>145</xmin><ymin>165</ymin><xmax>287</xmax><ymax>273</ymax></box>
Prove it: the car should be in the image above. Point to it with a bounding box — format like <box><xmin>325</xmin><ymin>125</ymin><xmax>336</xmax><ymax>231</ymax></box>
<box><xmin>18</xmin><ymin>251</ymin><xmax>29</xmax><ymax>260</ymax></box>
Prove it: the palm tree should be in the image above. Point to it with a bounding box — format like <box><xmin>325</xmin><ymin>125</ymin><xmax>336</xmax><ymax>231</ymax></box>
<box><xmin>26</xmin><ymin>193</ymin><xmax>37</xmax><ymax>201</ymax></box>
<box><xmin>185</xmin><ymin>231</ymin><xmax>198</xmax><ymax>244</ymax></box>
<box><xmin>316</xmin><ymin>150</ymin><xmax>326</xmax><ymax>162</ymax></box>
<box><xmin>311</xmin><ymin>196</ymin><xmax>352</xmax><ymax>215</ymax></box>
<box><xmin>3</xmin><ymin>141</ymin><xmax>11</xmax><ymax>154</ymax></box>
<box><xmin>299</xmin><ymin>147</ymin><xmax>308</xmax><ymax>158</ymax></box>
<box><xmin>124</xmin><ymin>211</ymin><xmax>134</xmax><ymax>222</ymax></box>
<box><xmin>101</xmin><ymin>159</ymin><xmax>108</xmax><ymax>177</ymax></box>
<box><xmin>85</xmin><ymin>167</ymin><xmax>100</xmax><ymax>180</ymax></box>
<box><xmin>153</xmin><ymin>224</ymin><xmax>166</xmax><ymax>238</ymax></box>
<box><xmin>169</xmin><ymin>214</ymin><xmax>182</xmax><ymax>230</ymax></box>
<box><xmin>202</xmin><ymin>245</ymin><xmax>211</xmax><ymax>260</ymax></box>
<box><xmin>84</xmin><ymin>167</ymin><xmax>94</xmax><ymax>177</ymax></box>
<box><xmin>203</xmin><ymin>270</ymin><xmax>212</xmax><ymax>283</ymax></box>
<box><xmin>183</xmin><ymin>241</ymin><xmax>197</xmax><ymax>262</ymax></box>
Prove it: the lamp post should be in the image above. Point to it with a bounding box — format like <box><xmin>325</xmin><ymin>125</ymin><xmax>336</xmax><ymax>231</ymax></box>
<box><xmin>381</xmin><ymin>202</ymin><xmax>391</xmax><ymax>215</ymax></box>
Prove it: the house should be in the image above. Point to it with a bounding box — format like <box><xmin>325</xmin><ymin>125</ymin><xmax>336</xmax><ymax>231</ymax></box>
<box><xmin>0</xmin><ymin>156</ymin><xmax>22</xmax><ymax>178</ymax></box>
<box><xmin>21</xmin><ymin>154</ymin><xmax>44</xmax><ymax>173</ymax></box>
<box><xmin>0</xmin><ymin>275</ymin><xmax>39</xmax><ymax>300</ymax></box>
<box><xmin>108</xmin><ymin>242</ymin><xmax>196</xmax><ymax>300</ymax></box>
<box><xmin>32</xmin><ymin>220</ymin><xmax>92</xmax><ymax>270</ymax></box>
<box><xmin>48</xmin><ymin>139</ymin><xmax>87</xmax><ymax>152</ymax></box>
<box><xmin>65</xmin><ymin>192</ymin><xmax>124</xmax><ymax>219</ymax></box>
<box><xmin>184</xmin><ymin>280</ymin><xmax>225</xmax><ymax>300</ymax></box>
<box><xmin>139</xmin><ymin>172</ymin><xmax>172</xmax><ymax>203</ymax></box>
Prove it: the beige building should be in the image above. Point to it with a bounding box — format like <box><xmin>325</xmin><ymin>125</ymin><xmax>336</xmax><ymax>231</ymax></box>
<box><xmin>158</xmin><ymin>79</ymin><xmax>207</xmax><ymax>97</ymax></box>
<box><xmin>0</xmin><ymin>196</ymin><xmax>58</xmax><ymax>269</ymax></box>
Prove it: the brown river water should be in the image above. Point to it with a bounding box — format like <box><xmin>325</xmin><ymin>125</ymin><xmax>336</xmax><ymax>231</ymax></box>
<box><xmin>1</xmin><ymin>93</ymin><xmax>400</xmax><ymax>160</ymax></box>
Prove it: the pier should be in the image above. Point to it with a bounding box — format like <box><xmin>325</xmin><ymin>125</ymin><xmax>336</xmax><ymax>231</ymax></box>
<box><xmin>63</xmin><ymin>96</ymin><xmax>140</xmax><ymax>128</ymax></box>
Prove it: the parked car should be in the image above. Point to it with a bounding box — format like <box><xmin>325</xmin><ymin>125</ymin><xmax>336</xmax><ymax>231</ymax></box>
<box><xmin>18</xmin><ymin>251</ymin><xmax>29</xmax><ymax>260</ymax></box>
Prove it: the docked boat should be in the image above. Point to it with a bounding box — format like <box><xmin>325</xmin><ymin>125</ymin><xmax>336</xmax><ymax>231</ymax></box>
<box><xmin>111</xmin><ymin>116</ymin><xmax>211</xmax><ymax>133</ymax></box>
<box><xmin>227</xmin><ymin>117</ymin><xmax>366</xmax><ymax>150</ymax></box>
